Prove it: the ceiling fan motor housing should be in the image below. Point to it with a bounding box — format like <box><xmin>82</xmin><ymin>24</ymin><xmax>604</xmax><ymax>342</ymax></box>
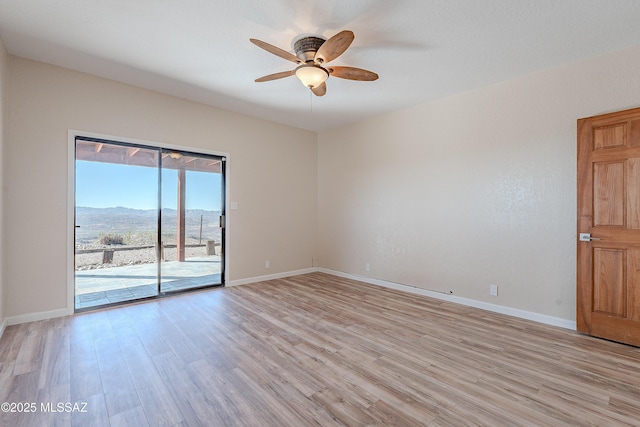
<box><xmin>294</xmin><ymin>36</ymin><xmax>326</xmax><ymax>62</ymax></box>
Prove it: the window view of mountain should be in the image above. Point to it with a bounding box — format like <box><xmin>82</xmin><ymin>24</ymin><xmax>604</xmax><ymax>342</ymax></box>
<box><xmin>75</xmin><ymin>206</ymin><xmax>221</xmax><ymax>246</ymax></box>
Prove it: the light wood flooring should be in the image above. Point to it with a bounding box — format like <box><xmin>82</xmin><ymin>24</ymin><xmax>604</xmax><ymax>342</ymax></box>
<box><xmin>1</xmin><ymin>272</ymin><xmax>640</xmax><ymax>426</ymax></box>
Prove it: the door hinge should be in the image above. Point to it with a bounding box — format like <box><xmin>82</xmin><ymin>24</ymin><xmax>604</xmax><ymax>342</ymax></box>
<box><xmin>219</xmin><ymin>215</ymin><xmax>225</xmax><ymax>228</ymax></box>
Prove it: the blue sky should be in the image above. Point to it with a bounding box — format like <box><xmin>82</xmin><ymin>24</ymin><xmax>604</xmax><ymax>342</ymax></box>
<box><xmin>76</xmin><ymin>161</ymin><xmax>221</xmax><ymax>211</ymax></box>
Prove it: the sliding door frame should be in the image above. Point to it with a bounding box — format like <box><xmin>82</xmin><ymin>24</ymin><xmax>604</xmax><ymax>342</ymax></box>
<box><xmin>67</xmin><ymin>130</ymin><xmax>230</xmax><ymax>312</ymax></box>
<box><xmin>158</xmin><ymin>146</ymin><xmax>226</xmax><ymax>294</ymax></box>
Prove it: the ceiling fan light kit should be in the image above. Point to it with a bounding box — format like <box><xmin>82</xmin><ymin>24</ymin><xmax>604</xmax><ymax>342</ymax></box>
<box><xmin>295</xmin><ymin>64</ymin><xmax>329</xmax><ymax>88</ymax></box>
<box><xmin>250</xmin><ymin>30</ymin><xmax>378</xmax><ymax>97</ymax></box>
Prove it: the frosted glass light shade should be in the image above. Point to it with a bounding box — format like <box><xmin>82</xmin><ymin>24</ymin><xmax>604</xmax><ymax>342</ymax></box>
<box><xmin>295</xmin><ymin>64</ymin><xmax>329</xmax><ymax>88</ymax></box>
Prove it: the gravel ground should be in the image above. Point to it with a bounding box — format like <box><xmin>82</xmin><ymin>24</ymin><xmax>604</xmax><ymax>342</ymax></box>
<box><xmin>75</xmin><ymin>246</ymin><xmax>212</xmax><ymax>270</ymax></box>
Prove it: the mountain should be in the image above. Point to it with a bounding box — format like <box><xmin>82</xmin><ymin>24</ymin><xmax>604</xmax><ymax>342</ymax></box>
<box><xmin>75</xmin><ymin>206</ymin><xmax>221</xmax><ymax>244</ymax></box>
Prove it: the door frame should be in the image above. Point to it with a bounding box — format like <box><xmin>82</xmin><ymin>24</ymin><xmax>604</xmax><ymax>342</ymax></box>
<box><xmin>67</xmin><ymin>130</ymin><xmax>230</xmax><ymax>312</ymax></box>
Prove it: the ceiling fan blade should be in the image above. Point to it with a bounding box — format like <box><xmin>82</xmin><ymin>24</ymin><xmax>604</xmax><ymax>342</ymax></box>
<box><xmin>250</xmin><ymin>38</ymin><xmax>301</xmax><ymax>64</ymax></box>
<box><xmin>315</xmin><ymin>30</ymin><xmax>354</xmax><ymax>64</ymax></box>
<box><xmin>255</xmin><ymin>70</ymin><xmax>295</xmax><ymax>82</ymax></box>
<box><xmin>329</xmin><ymin>66</ymin><xmax>379</xmax><ymax>81</ymax></box>
<box><xmin>311</xmin><ymin>82</ymin><xmax>327</xmax><ymax>97</ymax></box>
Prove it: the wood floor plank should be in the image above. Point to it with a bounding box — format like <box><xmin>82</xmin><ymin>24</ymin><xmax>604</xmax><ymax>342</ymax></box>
<box><xmin>0</xmin><ymin>371</ymin><xmax>39</xmax><ymax>427</ymax></box>
<box><xmin>93</xmin><ymin>333</ymin><xmax>141</xmax><ymax>418</ymax></box>
<box><xmin>35</xmin><ymin>381</ymin><xmax>71</xmax><ymax>427</ymax></box>
<box><xmin>151</xmin><ymin>350</ymin><xmax>230</xmax><ymax>427</ymax></box>
<box><xmin>119</xmin><ymin>344</ymin><xmax>184</xmax><ymax>427</ymax></box>
<box><xmin>229</xmin><ymin>366</ymin><xmax>313</xmax><ymax>426</ymax></box>
<box><xmin>1</xmin><ymin>272</ymin><xmax>640</xmax><ymax>426</ymax></box>
<box><xmin>109</xmin><ymin>405</ymin><xmax>149</xmax><ymax>427</ymax></box>
<box><xmin>13</xmin><ymin>323</ymin><xmax>46</xmax><ymax>375</ymax></box>
<box><xmin>69</xmin><ymin>316</ymin><xmax>104</xmax><ymax>403</ymax></box>
<box><xmin>184</xmin><ymin>358</ymin><xmax>245</xmax><ymax>427</ymax></box>
<box><xmin>38</xmin><ymin>324</ymin><xmax>71</xmax><ymax>390</ymax></box>
<box><xmin>311</xmin><ymin>386</ymin><xmax>378</xmax><ymax>426</ymax></box>
<box><xmin>70</xmin><ymin>392</ymin><xmax>109</xmax><ymax>427</ymax></box>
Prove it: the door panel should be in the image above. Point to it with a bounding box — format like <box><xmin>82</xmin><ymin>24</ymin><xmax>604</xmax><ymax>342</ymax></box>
<box><xmin>630</xmin><ymin>119</ymin><xmax>640</xmax><ymax>145</ymax></box>
<box><xmin>627</xmin><ymin>250</ymin><xmax>640</xmax><ymax>322</ymax></box>
<box><xmin>627</xmin><ymin>158</ymin><xmax>640</xmax><ymax>229</ymax></box>
<box><xmin>75</xmin><ymin>139</ymin><xmax>160</xmax><ymax>309</ymax></box>
<box><xmin>159</xmin><ymin>149</ymin><xmax>224</xmax><ymax>294</ymax></box>
<box><xmin>593</xmin><ymin>123</ymin><xmax>625</xmax><ymax>149</ymax></box>
<box><xmin>577</xmin><ymin>107</ymin><xmax>640</xmax><ymax>346</ymax></box>
<box><xmin>593</xmin><ymin>162</ymin><xmax>624</xmax><ymax>226</ymax></box>
<box><xmin>592</xmin><ymin>248</ymin><xmax>625</xmax><ymax>317</ymax></box>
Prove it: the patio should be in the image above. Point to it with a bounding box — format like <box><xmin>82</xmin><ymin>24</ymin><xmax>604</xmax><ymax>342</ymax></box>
<box><xmin>75</xmin><ymin>255</ymin><xmax>222</xmax><ymax>309</ymax></box>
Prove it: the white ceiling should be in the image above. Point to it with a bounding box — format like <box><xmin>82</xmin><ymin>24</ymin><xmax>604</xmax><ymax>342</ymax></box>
<box><xmin>1</xmin><ymin>1</ymin><xmax>640</xmax><ymax>132</ymax></box>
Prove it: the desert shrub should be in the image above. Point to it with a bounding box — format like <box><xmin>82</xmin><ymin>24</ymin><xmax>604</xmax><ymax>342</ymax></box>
<box><xmin>99</xmin><ymin>233</ymin><xmax>124</xmax><ymax>245</ymax></box>
<box><xmin>123</xmin><ymin>231</ymin><xmax>156</xmax><ymax>246</ymax></box>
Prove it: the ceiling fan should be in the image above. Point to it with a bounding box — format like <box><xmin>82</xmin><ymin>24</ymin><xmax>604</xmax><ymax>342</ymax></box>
<box><xmin>250</xmin><ymin>30</ymin><xmax>378</xmax><ymax>97</ymax></box>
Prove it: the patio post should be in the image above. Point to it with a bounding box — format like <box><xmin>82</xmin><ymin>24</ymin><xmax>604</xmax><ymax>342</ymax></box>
<box><xmin>177</xmin><ymin>168</ymin><xmax>186</xmax><ymax>262</ymax></box>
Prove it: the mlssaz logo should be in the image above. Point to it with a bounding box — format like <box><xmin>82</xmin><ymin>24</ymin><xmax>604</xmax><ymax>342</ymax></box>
<box><xmin>40</xmin><ymin>402</ymin><xmax>88</xmax><ymax>413</ymax></box>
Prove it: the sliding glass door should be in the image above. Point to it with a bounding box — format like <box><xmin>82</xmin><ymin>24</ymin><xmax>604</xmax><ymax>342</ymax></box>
<box><xmin>74</xmin><ymin>138</ymin><xmax>225</xmax><ymax>311</ymax></box>
<box><xmin>159</xmin><ymin>149</ymin><xmax>224</xmax><ymax>293</ymax></box>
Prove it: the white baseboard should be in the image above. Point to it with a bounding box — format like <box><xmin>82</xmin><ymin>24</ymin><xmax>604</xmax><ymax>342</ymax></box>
<box><xmin>318</xmin><ymin>268</ymin><xmax>577</xmax><ymax>331</ymax></box>
<box><xmin>1</xmin><ymin>268</ymin><xmax>576</xmax><ymax>334</ymax></box>
<box><xmin>1</xmin><ymin>268</ymin><xmax>316</xmax><ymax>328</ymax></box>
<box><xmin>6</xmin><ymin>308</ymin><xmax>73</xmax><ymax>327</ymax></box>
<box><xmin>227</xmin><ymin>268</ymin><xmax>317</xmax><ymax>287</ymax></box>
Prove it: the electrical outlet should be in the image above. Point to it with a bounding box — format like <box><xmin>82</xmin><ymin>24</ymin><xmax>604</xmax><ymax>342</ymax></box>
<box><xmin>365</xmin><ymin>263</ymin><xmax>370</xmax><ymax>272</ymax></box>
<box><xmin>490</xmin><ymin>284</ymin><xmax>498</xmax><ymax>297</ymax></box>
<box><xmin>265</xmin><ymin>260</ymin><xmax>270</xmax><ymax>269</ymax></box>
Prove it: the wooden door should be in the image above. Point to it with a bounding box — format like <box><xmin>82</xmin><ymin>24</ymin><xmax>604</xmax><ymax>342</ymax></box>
<box><xmin>577</xmin><ymin>107</ymin><xmax>640</xmax><ymax>346</ymax></box>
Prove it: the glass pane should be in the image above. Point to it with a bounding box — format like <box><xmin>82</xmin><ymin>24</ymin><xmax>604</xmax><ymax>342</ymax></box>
<box><xmin>160</xmin><ymin>151</ymin><xmax>223</xmax><ymax>293</ymax></box>
<box><xmin>74</xmin><ymin>140</ymin><xmax>160</xmax><ymax>310</ymax></box>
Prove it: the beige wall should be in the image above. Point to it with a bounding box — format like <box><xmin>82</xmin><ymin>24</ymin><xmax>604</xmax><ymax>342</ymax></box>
<box><xmin>0</xmin><ymin>39</ymin><xmax>6</xmax><ymax>325</ymax></box>
<box><xmin>5</xmin><ymin>56</ymin><xmax>317</xmax><ymax>319</ymax></box>
<box><xmin>318</xmin><ymin>45</ymin><xmax>640</xmax><ymax>321</ymax></box>
<box><xmin>6</xmin><ymin>42</ymin><xmax>640</xmax><ymax>325</ymax></box>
